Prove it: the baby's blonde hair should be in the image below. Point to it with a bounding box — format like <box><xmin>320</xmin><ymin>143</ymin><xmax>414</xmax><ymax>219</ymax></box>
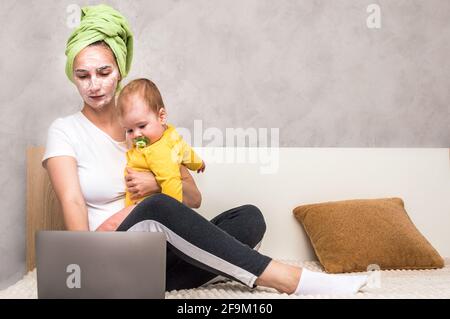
<box><xmin>117</xmin><ymin>78</ymin><xmax>165</xmax><ymax>116</ymax></box>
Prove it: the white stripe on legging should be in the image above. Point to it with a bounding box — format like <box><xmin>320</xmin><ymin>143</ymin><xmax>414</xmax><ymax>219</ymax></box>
<box><xmin>127</xmin><ymin>220</ymin><xmax>257</xmax><ymax>287</ymax></box>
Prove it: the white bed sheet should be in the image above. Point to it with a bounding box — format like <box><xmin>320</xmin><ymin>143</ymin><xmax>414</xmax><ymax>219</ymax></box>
<box><xmin>1</xmin><ymin>259</ymin><xmax>449</xmax><ymax>299</ymax></box>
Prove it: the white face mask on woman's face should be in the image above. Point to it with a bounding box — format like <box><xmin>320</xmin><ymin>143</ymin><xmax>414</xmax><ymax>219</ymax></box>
<box><xmin>72</xmin><ymin>45</ymin><xmax>121</xmax><ymax>111</ymax></box>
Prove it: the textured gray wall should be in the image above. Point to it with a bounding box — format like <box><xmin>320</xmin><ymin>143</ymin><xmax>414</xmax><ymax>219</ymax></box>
<box><xmin>0</xmin><ymin>0</ymin><xmax>449</xmax><ymax>288</ymax></box>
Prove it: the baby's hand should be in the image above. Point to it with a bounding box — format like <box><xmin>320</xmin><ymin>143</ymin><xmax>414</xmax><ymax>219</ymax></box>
<box><xmin>197</xmin><ymin>161</ymin><xmax>206</xmax><ymax>173</ymax></box>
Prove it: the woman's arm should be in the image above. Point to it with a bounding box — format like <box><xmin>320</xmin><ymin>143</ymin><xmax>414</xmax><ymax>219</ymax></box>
<box><xmin>46</xmin><ymin>157</ymin><xmax>137</xmax><ymax>232</ymax></box>
<box><xmin>126</xmin><ymin>166</ymin><xmax>202</xmax><ymax>209</ymax></box>
<box><xmin>45</xmin><ymin>156</ymin><xmax>90</xmax><ymax>231</ymax></box>
<box><xmin>180</xmin><ymin>165</ymin><xmax>202</xmax><ymax>208</ymax></box>
<box><xmin>98</xmin><ymin>166</ymin><xmax>202</xmax><ymax>231</ymax></box>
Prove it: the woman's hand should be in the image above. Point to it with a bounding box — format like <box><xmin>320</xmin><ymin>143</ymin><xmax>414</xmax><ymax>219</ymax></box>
<box><xmin>96</xmin><ymin>204</ymin><xmax>136</xmax><ymax>231</ymax></box>
<box><xmin>126</xmin><ymin>168</ymin><xmax>161</xmax><ymax>200</ymax></box>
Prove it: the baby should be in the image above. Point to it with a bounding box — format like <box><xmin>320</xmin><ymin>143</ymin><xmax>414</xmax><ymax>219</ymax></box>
<box><xmin>117</xmin><ymin>78</ymin><xmax>205</xmax><ymax>206</ymax></box>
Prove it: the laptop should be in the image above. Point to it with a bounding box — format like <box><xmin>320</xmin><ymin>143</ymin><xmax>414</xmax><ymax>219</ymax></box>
<box><xmin>36</xmin><ymin>231</ymin><xmax>166</xmax><ymax>299</ymax></box>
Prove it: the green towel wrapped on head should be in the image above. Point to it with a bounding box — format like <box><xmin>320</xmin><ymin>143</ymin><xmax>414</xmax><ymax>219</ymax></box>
<box><xmin>65</xmin><ymin>4</ymin><xmax>133</xmax><ymax>86</ymax></box>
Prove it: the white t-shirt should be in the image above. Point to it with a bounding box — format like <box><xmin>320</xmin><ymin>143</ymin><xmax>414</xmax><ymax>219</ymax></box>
<box><xmin>42</xmin><ymin>112</ymin><xmax>128</xmax><ymax>231</ymax></box>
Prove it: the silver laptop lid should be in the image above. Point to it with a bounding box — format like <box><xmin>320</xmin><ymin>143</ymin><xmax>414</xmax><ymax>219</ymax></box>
<box><xmin>36</xmin><ymin>231</ymin><xmax>166</xmax><ymax>299</ymax></box>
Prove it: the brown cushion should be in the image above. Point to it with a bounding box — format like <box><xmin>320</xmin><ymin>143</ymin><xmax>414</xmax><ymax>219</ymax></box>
<box><xmin>293</xmin><ymin>197</ymin><xmax>444</xmax><ymax>273</ymax></box>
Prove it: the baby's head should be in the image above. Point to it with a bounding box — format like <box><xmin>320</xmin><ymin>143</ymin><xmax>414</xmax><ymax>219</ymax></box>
<box><xmin>117</xmin><ymin>78</ymin><xmax>167</xmax><ymax>147</ymax></box>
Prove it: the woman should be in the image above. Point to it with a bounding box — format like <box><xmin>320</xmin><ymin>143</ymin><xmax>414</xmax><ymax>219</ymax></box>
<box><xmin>43</xmin><ymin>4</ymin><xmax>367</xmax><ymax>295</ymax></box>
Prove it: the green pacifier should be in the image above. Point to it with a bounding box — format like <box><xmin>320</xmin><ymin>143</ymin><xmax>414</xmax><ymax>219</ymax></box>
<box><xmin>134</xmin><ymin>136</ymin><xmax>149</xmax><ymax>149</ymax></box>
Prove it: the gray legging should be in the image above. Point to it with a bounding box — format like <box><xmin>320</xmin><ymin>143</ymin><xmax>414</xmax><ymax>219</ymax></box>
<box><xmin>116</xmin><ymin>193</ymin><xmax>272</xmax><ymax>291</ymax></box>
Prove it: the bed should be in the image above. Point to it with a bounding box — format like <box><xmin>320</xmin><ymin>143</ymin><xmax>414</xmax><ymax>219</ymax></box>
<box><xmin>2</xmin><ymin>259</ymin><xmax>450</xmax><ymax>299</ymax></box>
<box><xmin>1</xmin><ymin>147</ymin><xmax>449</xmax><ymax>298</ymax></box>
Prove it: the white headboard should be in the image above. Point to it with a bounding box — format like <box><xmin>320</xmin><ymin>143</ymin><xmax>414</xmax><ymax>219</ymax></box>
<box><xmin>194</xmin><ymin>148</ymin><xmax>450</xmax><ymax>260</ymax></box>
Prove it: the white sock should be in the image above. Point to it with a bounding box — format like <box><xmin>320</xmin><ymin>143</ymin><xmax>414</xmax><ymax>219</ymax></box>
<box><xmin>294</xmin><ymin>268</ymin><xmax>368</xmax><ymax>295</ymax></box>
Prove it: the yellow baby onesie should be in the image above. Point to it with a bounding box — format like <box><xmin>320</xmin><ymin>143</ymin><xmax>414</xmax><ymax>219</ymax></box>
<box><xmin>125</xmin><ymin>124</ymin><xmax>203</xmax><ymax>206</ymax></box>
